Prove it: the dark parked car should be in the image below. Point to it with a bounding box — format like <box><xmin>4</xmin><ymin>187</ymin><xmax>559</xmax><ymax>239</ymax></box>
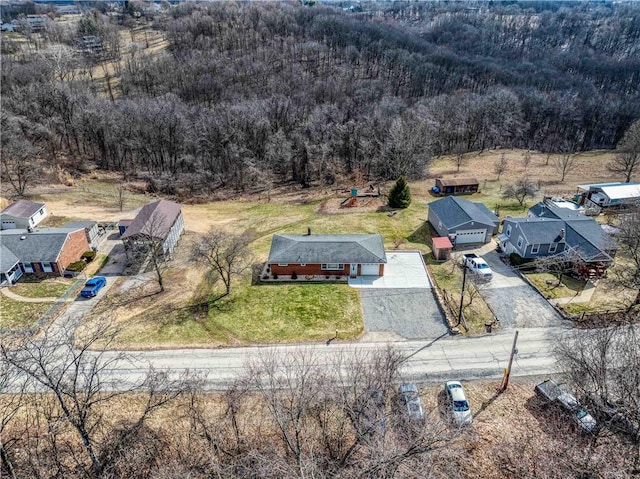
<box><xmin>397</xmin><ymin>383</ymin><xmax>424</xmax><ymax>421</ymax></box>
<box><xmin>80</xmin><ymin>276</ymin><xmax>107</xmax><ymax>298</ymax></box>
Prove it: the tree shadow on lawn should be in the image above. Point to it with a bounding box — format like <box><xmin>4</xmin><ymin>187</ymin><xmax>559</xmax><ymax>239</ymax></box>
<box><xmin>407</xmin><ymin>222</ymin><xmax>434</xmax><ymax>246</ymax></box>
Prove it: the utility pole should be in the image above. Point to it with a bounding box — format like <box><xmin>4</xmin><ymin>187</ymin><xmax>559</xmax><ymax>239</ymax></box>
<box><xmin>456</xmin><ymin>261</ymin><xmax>467</xmax><ymax>328</ymax></box>
<box><xmin>500</xmin><ymin>330</ymin><xmax>519</xmax><ymax>392</ymax></box>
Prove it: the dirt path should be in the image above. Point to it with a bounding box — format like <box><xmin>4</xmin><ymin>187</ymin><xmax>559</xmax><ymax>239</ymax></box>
<box><xmin>0</xmin><ymin>287</ymin><xmax>60</xmax><ymax>303</ymax></box>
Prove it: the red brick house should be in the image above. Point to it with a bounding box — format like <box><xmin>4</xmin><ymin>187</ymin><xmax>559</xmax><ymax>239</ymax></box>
<box><xmin>266</xmin><ymin>233</ymin><xmax>387</xmax><ymax>279</ymax></box>
<box><xmin>0</xmin><ymin>227</ymin><xmax>89</xmax><ymax>283</ymax></box>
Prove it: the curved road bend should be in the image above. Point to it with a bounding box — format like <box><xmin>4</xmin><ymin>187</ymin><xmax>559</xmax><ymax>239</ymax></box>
<box><xmin>97</xmin><ymin>326</ymin><xmax>567</xmax><ymax>391</ymax></box>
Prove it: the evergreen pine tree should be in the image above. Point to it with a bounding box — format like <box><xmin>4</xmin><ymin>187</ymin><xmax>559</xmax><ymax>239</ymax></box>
<box><xmin>388</xmin><ymin>176</ymin><xmax>411</xmax><ymax>208</ymax></box>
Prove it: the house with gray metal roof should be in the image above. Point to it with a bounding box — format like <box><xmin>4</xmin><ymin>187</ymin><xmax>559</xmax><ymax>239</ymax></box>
<box><xmin>0</xmin><ymin>227</ymin><xmax>90</xmax><ymax>284</ymax></box>
<box><xmin>267</xmin><ymin>233</ymin><xmax>387</xmax><ymax>279</ymax></box>
<box><xmin>0</xmin><ymin>199</ymin><xmax>47</xmax><ymax>230</ymax></box>
<box><xmin>499</xmin><ymin>202</ymin><xmax>618</xmax><ymax>278</ymax></box>
<box><xmin>120</xmin><ymin>200</ymin><xmax>184</xmax><ymax>256</ymax></box>
<box><xmin>427</xmin><ymin>196</ymin><xmax>499</xmax><ymax>245</ymax></box>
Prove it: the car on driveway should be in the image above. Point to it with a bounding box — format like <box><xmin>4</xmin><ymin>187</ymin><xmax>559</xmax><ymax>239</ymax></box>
<box><xmin>445</xmin><ymin>381</ymin><xmax>472</xmax><ymax>426</ymax></box>
<box><xmin>397</xmin><ymin>383</ymin><xmax>424</xmax><ymax>421</ymax></box>
<box><xmin>80</xmin><ymin>276</ymin><xmax>107</xmax><ymax>298</ymax></box>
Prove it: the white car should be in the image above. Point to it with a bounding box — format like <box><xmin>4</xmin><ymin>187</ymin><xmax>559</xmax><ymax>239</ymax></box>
<box><xmin>445</xmin><ymin>381</ymin><xmax>473</xmax><ymax>426</ymax></box>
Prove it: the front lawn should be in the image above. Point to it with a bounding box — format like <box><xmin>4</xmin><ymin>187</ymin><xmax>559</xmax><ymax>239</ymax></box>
<box><xmin>523</xmin><ymin>273</ymin><xmax>585</xmax><ymax>299</ymax></box>
<box><xmin>99</xmin><ymin>267</ymin><xmax>363</xmax><ymax>348</ymax></box>
<box><xmin>10</xmin><ymin>278</ymin><xmax>74</xmax><ymax>298</ymax></box>
<box><xmin>0</xmin><ymin>297</ymin><xmax>50</xmax><ymax>329</ymax></box>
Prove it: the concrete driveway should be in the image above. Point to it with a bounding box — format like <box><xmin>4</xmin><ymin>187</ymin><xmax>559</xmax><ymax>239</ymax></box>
<box><xmin>351</xmin><ymin>251</ymin><xmax>447</xmax><ymax>340</ymax></box>
<box><xmin>478</xmin><ymin>251</ymin><xmax>564</xmax><ymax>328</ymax></box>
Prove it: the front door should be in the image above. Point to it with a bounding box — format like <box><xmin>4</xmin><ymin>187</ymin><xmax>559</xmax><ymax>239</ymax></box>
<box><xmin>349</xmin><ymin>264</ymin><xmax>357</xmax><ymax>277</ymax></box>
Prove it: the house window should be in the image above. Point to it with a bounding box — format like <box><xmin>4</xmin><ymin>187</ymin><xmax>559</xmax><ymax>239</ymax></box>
<box><xmin>549</xmin><ymin>243</ymin><xmax>557</xmax><ymax>253</ymax></box>
<box><xmin>322</xmin><ymin>263</ymin><xmax>344</xmax><ymax>271</ymax></box>
<box><xmin>278</xmin><ymin>263</ymin><xmax>288</xmax><ymax>267</ymax></box>
<box><xmin>531</xmin><ymin>244</ymin><xmax>540</xmax><ymax>254</ymax></box>
<box><xmin>506</xmin><ymin>225</ymin><xmax>512</xmax><ymax>237</ymax></box>
<box><xmin>517</xmin><ymin>236</ymin><xmax>523</xmax><ymax>249</ymax></box>
<box><xmin>42</xmin><ymin>263</ymin><xmax>54</xmax><ymax>273</ymax></box>
<box><xmin>22</xmin><ymin>262</ymin><xmax>34</xmax><ymax>273</ymax></box>
<box><xmin>300</xmin><ymin>263</ymin><xmax>306</xmax><ymax>267</ymax></box>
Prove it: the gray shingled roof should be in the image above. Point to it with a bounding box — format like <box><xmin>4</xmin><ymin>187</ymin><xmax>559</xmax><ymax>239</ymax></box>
<box><xmin>565</xmin><ymin>220</ymin><xmax>615</xmax><ymax>261</ymax></box>
<box><xmin>528</xmin><ymin>202</ymin><xmax>590</xmax><ymax>222</ymax></box>
<box><xmin>429</xmin><ymin>196</ymin><xmax>498</xmax><ymax>229</ymax></box>
<box><xmin>120</xmin><ymin>200</ymin><xmax>181</xmax><ymax>240</ymax></box>
<box><xmin>0</xmin><ymin>199</ymin><xmax>44</xmax><ymax>218</ymax></box>
<box><xmin>0</xmin><ymin>244</ymin><xmax>20</xmax><ymax>272</ymax></box>
<box><xmin>508</xmin><ymin>218</ymin><xmax>566</xmax><ymax>244</ymax></box>
<box><xmin>0</xmin><ymin>228</ymin><xmax>80</xmax><ymax>263</ymax></box>
<box><xmin>268</xmin><ymin>234</ymin><xmax>387</xmax><ymax>264</ymax></box>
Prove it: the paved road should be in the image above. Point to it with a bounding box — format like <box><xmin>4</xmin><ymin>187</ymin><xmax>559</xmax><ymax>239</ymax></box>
<box><xmin>480</xmin><ymin>252</ymin><xmax>564</xmax><ymax>328</ymax></box>
<box><xmin>89</xmin><ymin>325</ymin><xmax>565</xmax><ymax>391</ymax></box>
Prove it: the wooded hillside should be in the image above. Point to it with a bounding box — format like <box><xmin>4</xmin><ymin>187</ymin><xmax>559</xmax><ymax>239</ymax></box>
<box><xmin>1</xmin><ymin>1</ymin><xmax>639</xmax><ymax>197</ymax></box>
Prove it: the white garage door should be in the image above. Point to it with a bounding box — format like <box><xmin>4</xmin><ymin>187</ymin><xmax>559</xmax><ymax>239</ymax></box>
<box><xmin>1</xmin><ymin>221</ymin><xmax>16</xmax><ymax>229</ymax></box>
<box><xmin>454</xmin><ymin>229</ymin><xmax>486</xmax><ymax>244</ymax></box>
<box><xmin>360</xmin><ymin>264</ymin><xmax>380</xmax><ymax>276</ymax></box>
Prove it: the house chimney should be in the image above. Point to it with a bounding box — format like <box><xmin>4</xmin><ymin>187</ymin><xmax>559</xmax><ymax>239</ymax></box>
<box><xmin>307</xmin><ymin>227</ymin><xmax>311</xmax><ymax>236</ymax></box>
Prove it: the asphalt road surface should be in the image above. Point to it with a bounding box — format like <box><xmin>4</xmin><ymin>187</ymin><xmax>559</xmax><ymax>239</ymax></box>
<box><xmin>90</xmin><ymin>325</ymin><xmax>566</xmax><ymax>391</ymax></box>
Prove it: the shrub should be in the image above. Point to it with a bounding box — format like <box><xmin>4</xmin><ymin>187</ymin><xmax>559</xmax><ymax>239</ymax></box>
<box><xmin>291</xmin><ymin>271</ymin><xmax>298</xmax><ymax>279</ymax></box>
<box><xmin>66</xmin><ymin>261</ymin><xmax>86</xmax><ymax>272</ymax></box>
<box><xmin>272</xmin><ymin>274</ymin><xmax>278</xmax><ymax>279</ymax></box>
<box><xmin>81</xmin><ymin>251</ymin><xmax>96</xmax><ymax>262</ymax></box>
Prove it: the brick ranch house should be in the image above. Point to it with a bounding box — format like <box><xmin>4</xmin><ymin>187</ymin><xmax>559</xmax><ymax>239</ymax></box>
<box><xmin>0</xmin><ymin>227</ymin><xmax>90</xmax><ymax>285</ymax></box>
<box><xmin>266</xmin><ymin>233</ymin><xmax>387</xmax><ymax>279</ymax></box>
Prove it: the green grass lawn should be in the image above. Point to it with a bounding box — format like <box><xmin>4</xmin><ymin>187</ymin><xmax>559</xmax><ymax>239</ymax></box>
<box><xmin>523</xmin><ymin>273</ymin><xmax>585</xmax><ymax>299</ymax></box>
<box><xmin>10</xmin><ymin>279</ymin><xmax>74</xmax><ymax>298</ymax></box>
<box><xmin>0</xmin><ymin>297</ymin><xmax>50</xmax><ymax>329</ymax></box>
<box><xmin>111</xmin><ymin>281</ymin><xmax>363</xmax><ymax>347</ymax></box>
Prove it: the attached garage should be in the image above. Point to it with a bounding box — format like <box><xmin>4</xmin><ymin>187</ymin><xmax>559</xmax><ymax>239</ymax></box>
<box><xmin>360</xmin><ymin>263</ymin><xmax>380</xmax><ymax>276</ymax></box>
<box><xmin>452</xmin><ymin>229</ymin><xmax>487</xmax><ymax>244</ymax></box>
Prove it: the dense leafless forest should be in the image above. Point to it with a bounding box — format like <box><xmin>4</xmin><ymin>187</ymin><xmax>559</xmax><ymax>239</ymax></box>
<box><xmin>1</xmin><ymin>1</ymin><xmax>639</xmax><ymax>196</ymax></box>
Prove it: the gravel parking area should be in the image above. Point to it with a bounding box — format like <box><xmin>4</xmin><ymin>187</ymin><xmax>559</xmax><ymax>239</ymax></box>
<box><xmin>479</xmin><ymin>252</ymin><xmax>564</xmax><ymax>328</ymax></box>
<box><xmin>354</xmin><ymin>252</ymin><xmax>447</xmax><ymax>340</ymax></box>
<box><xmin>359</xmin><ymin>288</ymin><xmax>448</xmax><ymax>340</ymax></box>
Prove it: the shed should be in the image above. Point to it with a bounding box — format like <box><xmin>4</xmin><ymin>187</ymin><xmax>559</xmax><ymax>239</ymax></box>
<box><xmin>432</xmin><ymin>236</ymin><xmax>453</xmax><ymax>261</ymax></box>
<box><xmin>434</xmin><ymin>178</ymin><xmax>479</xmax><ymax>195</ymax></box>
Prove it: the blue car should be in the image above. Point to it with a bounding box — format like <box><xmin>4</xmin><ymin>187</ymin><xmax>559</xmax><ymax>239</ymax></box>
<box><xmin>80</xmin><ymin>276</ymin><xmax>107</xmax><ymax>298</ymax></box>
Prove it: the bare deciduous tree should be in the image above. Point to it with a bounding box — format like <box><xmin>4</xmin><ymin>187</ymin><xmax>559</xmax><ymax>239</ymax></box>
<box><xmin>191</xmin><ymin>229</ymin><xmax>253</xmax><ymax>298</ymax></box>
<box><xmin>1</xmin><ymin>321</ymin><xmax>194</xmax><ymax>478</ymax></box>
<box><xmin>612</xmin><ymin>206</ymin><xmax>640</xmax><ymax>307</ymax></box>
<box><xmin>494</xmin><ymin>153</ymin><xmax>508</xmax><ymax>181</ymax></box>
<box><xmin>501</xmin><ymin>178</ymin><xmax>539</xmax><ymax>207</ymax></box>
<box><xmin>534</xmin><ymin>249</ymin><xmax>583</xmax><ymax>287</ymax></box>
<box><xmin>553</xmin><ymin>152</ymin><xmax>577</xmax><ymax>182</ymax></box>
<box><xmin>609</xmin><ymin>120</ymin><xmax>640</xmax><ymax>183</ymax></box>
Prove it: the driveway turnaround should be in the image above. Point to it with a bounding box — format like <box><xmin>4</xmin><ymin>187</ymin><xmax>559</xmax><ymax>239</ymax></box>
<box><xmin>479</xmin><ymin>251</ymin><xmax>564</xmax><ymax>328</ymax></box>
<box><xmin>351</xmin><ymin>251</ymin><xmax>447</xmax><ymax>340</ymax></box>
